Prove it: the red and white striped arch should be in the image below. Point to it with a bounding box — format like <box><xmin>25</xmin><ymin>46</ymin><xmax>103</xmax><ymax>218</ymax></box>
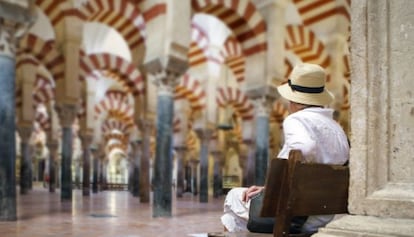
<box><xmin>33</xmin><ymin>75</ymin><xmax>55</xmax><ymax>107</ymax></box>
<box><xmin>188</xmin><ymin>23</ymin><xmax>210</xmax><ymax>68</ymax></box>
<box><xmin>80</xmin><ymin>0</ymin><xmax>146</xmax><ymax>52</ymax></box>
<box><xmin>80</xmin><ymin>52</ymin><xmax>145</xmax><ymax>96</ymax></box>
<box><xmin>174</xmin><ymin>73</ymin><xmax>206</xmax><ymax>111</ymax></box>
<box><xmin>216</xmin><ymin>87</ymin><xmax>254</xmax><ymax>120</ymax></box>
<box><xmin>17</xmin><ymin>34</ymin><xmax>64</xmax><ymax>82</ymax></box>
<box><xmin>192</xmin><ymin>0</ymin><xmax>267</xmax><ymax>56</ymax></box>
<box><xmin>270</xmin><ymin>101</ymin><xmax>288</xmax><ymax>124</ymax></box>
<box><xmin>35</xmin><ymin>108</ymin><xmax>50</xmax><ymax>132</ymax></box>
<box><xmin>221</xmin><ymin>36</ymin><xmax>245</xmax><ymax>83</ymax></box>
<box><xmin>292</xmin><ymin>0</ymin><xmax>350</xmax><ymax>27</ymax></box>
<box><xmin>285</xmin><ymin>25</ymin><xmax>330</xmax><ymax>69</ymax></box>
<box><xmin>94</xmin><ymin>90</ymin><xmax>133</xmax><ymax>120</ymax></box>
<box><xmin>101</xmin><ymin>119</ymin><xmax>133</xmax><ymax>136</ymax></box>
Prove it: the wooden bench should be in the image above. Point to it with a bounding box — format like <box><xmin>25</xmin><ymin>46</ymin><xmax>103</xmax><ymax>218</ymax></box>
<box><xmin>259</xmin><ymin>150</ymin><xmax>349</xmax><ymax>237</ymax></box>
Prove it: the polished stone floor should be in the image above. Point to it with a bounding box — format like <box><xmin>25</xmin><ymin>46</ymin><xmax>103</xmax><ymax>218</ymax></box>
<box><xmin>0</xmin><ymin>184</ymin><xmax>227</xmax><ymax>237</ymax></box>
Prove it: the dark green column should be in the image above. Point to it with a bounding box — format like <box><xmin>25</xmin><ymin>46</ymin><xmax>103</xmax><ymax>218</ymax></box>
<box><xmin>46</xmin><ymin>140</ymin><xmax>58</xmax><ymax>193</ymax></box>
<box><xmin>255</xmin><ymin>114</ymin><xmax>270</xmax><ymax>186</ymax></box>
<box><xmin>56</xmin><ymin>104</ymin><xmax>77</xmax><ymax>201</ymax></box>
<box><xmin>195</xmin><ymin>129</ymin><xmax>212</xmax><ymax>203</ymax></box>
<box><xmin>153</xmin><ymin>87</ymin><xmax>174</xmax><ymax>217</ymax></box>
<box><xmin>174</xmin><ymin>146</ymin><xmax>187</xmax><ymax>198</ymax></box>
<box><xmin>0</xmin><ymin>51</ymin><xmax>17</xmax><ymax>221</ymax></box>
<box><xmin>18</xmin><ymin>126</ymin><xmax>32</xmax><ymax>195</ymax></box>
<box><xmin>130</xmin><ymin>140</ymin><xmax>141</xmax><ymax>197</ymax></box>
<box><xmin>80</xmin><ymin>133</ymin><xmax>92</xmax><ymax>196</ymax></box>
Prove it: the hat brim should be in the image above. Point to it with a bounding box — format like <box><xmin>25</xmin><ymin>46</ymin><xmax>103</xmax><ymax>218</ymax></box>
<box><xmin>277</xmin><ymin>83</ymin><xmax>334</xmax><ymax>106</ymax></box>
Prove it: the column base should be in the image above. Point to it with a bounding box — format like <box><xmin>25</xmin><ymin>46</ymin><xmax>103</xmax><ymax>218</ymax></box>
<box><xmin>313</xmin><ymin>215</ymin><xmax>414</xmax><ymax>237</ymax></box>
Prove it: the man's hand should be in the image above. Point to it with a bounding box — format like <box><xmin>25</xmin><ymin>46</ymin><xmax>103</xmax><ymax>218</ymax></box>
<box><xmin>242</xmin><ymin>185</ymin><xmax>264</xmax><ymax>202</ymax></box>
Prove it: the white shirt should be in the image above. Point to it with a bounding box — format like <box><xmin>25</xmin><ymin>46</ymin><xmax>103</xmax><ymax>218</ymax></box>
<box><xmin>278</xmin><ymin>107</ymin><xmax>349</xmax><ymax>165</ymax></box>
<box><xmin>277</xmin><ymin>107</ymin><xmax>350</xmax><ymax>233</ymax></box>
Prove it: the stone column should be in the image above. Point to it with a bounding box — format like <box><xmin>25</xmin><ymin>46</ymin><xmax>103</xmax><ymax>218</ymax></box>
<box><xmin>246</xmin><ymin>86</ymin><xmax>277</xmax><ymax>185</ymax></box>
<box><xmin>174</xmin><ymin>146</ymin><xmax>187</xmax><ymax>198</ymax></box>
<box><xmin>0</xmin><ymin>17</ymin><xmax>19</xmax><ymax>221</ymax></box>
<box><xmin>242</xmin><ymin>140</ymin><xmax>256</xmax><ymax>187</ymax></box>
<box><xmin>55</xmin><ymin>103</ymin><xmax>77</xmax><ymax>201</ymax></box>
<box><xmin>90</xmin><ymin>147</ymin><xmax>99</xmax><ymax>193</ymax></box>
<box><xmin>195</xmin><ymin>129</ymin><xmax>213</xmax><ymax>203</ymax></box>
<box><xmin>189</xmin><ymin>159</ymin><xmax>199</xmax><ymax>195</ymax></box>
<box><xmin>152</xmin><ymin>80</ymin><xmax>176</xmax><ymax>217</ymax></box>
<box><xmin>17</xmin><ymin>125</ymin><xmax>32</xmax><ymax>194</ymax></box>
<box><xmin>130</xmin><ymin>140</ymin><xmax>142</xmax><ymax>197</ymax></box>
<box><xmin>138</xmin><ymin>119</ymin><xmax>153</xmax><ymax>203</ymax></box>
<box><xmin>211</xmin><ymin>151</ymin><xmax>224</xmax><ymax>198</ymax></box>
<box><xmin>314</xmin><ymin>1</ymin><xmax>414</xmax><ymax>236</ymax></box>
<box><xmin>46</xmin><ymin>139</ymin><xmax>58</xmax><ymax>193</ymax></box>
<box><xmin>79</xmin><ymin>132</ymin><xmax>92</xmax><ymax>196</ymax></box>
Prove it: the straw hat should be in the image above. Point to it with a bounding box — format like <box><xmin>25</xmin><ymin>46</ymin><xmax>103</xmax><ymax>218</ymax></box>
<box><xmin>277</xmin><ymin>63</ymin><xmax>334</xmax><ymax>106</ymax></box>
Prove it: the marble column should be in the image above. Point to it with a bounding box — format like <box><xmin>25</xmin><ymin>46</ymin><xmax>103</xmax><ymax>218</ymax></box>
<box><xmin>46</xmin><ymin>140</ymin><xmax>58</xmax><ymax>193</ymax></box>
<box><xmin>242</xmin><ymin>140</ymin><xmax>256</xmax><ymax>187</ymax></box>
<box><xmin>130</xmin><ymin>140</ymin><xmax>142</xmax><ymax>197</ymax></box>
<box><xmin>55</xmin><ymin>104</ymin><xmax>77</xmax><ymax>201</ymax></box>
<box><xmin>184</xmin><ymin>162</ymin><xmax>192</xmax><ymax>193</ymax></box>
<box><xmin>254</xmin><ymin>99</ymin><xmax>271</xmax><ymax>186</ymax></box>
<box><xmin>91</xmin><ymin>148</ymin><xmax>99</xmax><ymax>193</ymax></box>
<box><xmin>189</xmin><ymin>159</ymin><xmax>199</xmax><ymax>195</ymax></box>
<box><xmin>174</xmin><ymin>146</ymin><xmax>187</xmax><ymax>198</ymax></box>
<box><xmin>153</xmin><ymin>83</ymin><xmax>174</xmax><ymax>217</ymax></box>
<box><xmin>80</xmin><ymin>133</ymin><xmax>92</xmax><ymax>196</ymax></box>
<box><xmin>314</xmin><ymin>1</ymin><xmax>414</xmax><ymax>236</ymax></box>
<box><xmin>138</xmin><ymin>119</ymin><xmax>153</xmax><ymax>203</ymax></box>
<box><xmin>211</xmin><ymin>151</ymin><xmax>224</xmax><ymax>198</ymax></box>
<box><xmin>0</xmin><ymin>18</ymin><xmax>18</xmax><ymax>221</ymax></box>
<box><xmin>195</xmin><ymin>129</ymin><xmax>213</xmax><ymax>203</ymax></box>
<box><xmin>17</xmin><ymin>126</ymin><xmax>32</xmax><ymax>194</ymax></box>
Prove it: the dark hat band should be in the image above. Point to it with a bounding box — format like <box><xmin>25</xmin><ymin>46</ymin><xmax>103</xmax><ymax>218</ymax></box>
<box><xmin>288</xmin><ymin>79</ymin><xmax>324</xmax><ymax>94</ymax></box>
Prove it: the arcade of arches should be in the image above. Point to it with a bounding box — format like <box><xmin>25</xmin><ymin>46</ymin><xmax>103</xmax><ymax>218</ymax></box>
<box><xmin>0</xmin><ymin>0</ymin><xmax>413</xmax><ymax>236</ymax></box>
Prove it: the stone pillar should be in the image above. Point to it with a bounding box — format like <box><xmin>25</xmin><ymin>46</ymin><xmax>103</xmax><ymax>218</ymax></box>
<box><xmin>211</xmin><ymin>151</ymin><xmax>224</xmax><ymax>198</ymax></box>
<box><xmin>184</xmin><ymin>161</ymin><xmax>192</xmax><ymax>193</ymax></box>
<box><xmin>189</xmin><ymin>159</ymin><xmax>199</xmax><ymax>195</ymax></box>
<box><xmin>0</xmin><ymin>18</ymin><xmax>18</xmax><ymax>222</ymax></box>
<box><xmin>255</xmin><ymin>0</ymin><xmax>288</xmax><ymax>84</ymax></box>
<box><xmin>152</xmin><ymin>80</ymin><xmax>175</xmax><ymax>217</ymax></box>
<box><xmin>46</xmin><ymin>139</ymin><xmax>58</xmax><ymax>193</ymax></box>
<box><xmin>55</xmin><ymin>103</ymin><xmax>77</xmax><ymax>201</ymax></box>
<box><xmin>100</xmin><ymin>158</ymin><xmax>107</xmax><ymax>191</ymax></box>
<box><xmin>90</xmin><ymin>147</ymin><xmax>99</xmax><ymax>193</ymax></box>
<box><xmin>195</xmin><ymin>129</ymin><xmax>213</xmax><ymax>203</ymax></box>
<box><xmin>79</xmin><ymin>132</ymin><xmax>92</xmax><ymax>196</ymax></box>
<box><xmin>174</xmin><ymin>146</ymin><xmax>187</xmax><ymax>198</ymax></box>
<box><xmin>138</xmin><ymin>119</ymin><xmax>153</xmax><ymax>203</ymax></box>
<box><xmin>130</xmin><ymin>140</ymin><xmax>142</xmax><ymax>197</ymax></box>
<box><xmin>17</xmin><ymin>125</ymin><xmax>32</xmax><ymax>194</ymax></box>
<box><xmin>242</xmin><ymin>140</ymin><xmax>256</xmax><ymax>187</ymax></box>
<box><xmin>246</xmin><ymin>86</ymin><xmax>278</xmax><ymax>185</ymax></box>
<box><xmin>314</xmin><ymin>1</ymin><xmax>414</xmax><ymax>236</ymax></box>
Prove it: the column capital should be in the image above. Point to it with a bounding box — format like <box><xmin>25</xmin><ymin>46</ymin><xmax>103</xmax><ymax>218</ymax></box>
<box><xmin>245</xmin><ymin>85</ymin><xmax>278</xmax><ymax>116</ymax></box>
<box><xmin>194</xmin><ymin>128</ymin><xmax>214</xmax><ymax>141</ymax></box>
<box><xmin>0</xmin><ymin>1</ymin><xmax>35</xmax><ymax>57</ymax></box>
<box><xmin>136</xmin><ymin>118</ymin><xmax>155</xmax><ymax>134</ymax></box>
<box><xmin>17</xmin><ymin>125</ymin><xmax>33</xmax><ymax>143</ymax></box>
<box><xmin>79</xmin><ymin>132</ymin><xmax>93</xmax><ymax>149</ymax></box>
<box><xmin>46</xmin><ymin>140</ymin><xmax>59</xmax><ymax>153</ymax></box>
<box><xmin>55</xmin><ymin>103</ymin><xmax>77</xmax><ymax>128</ymax></box>
<box><xmin>174</xmin><ymin>146</ymin><xmax>188</xmax><ymax>153</ymax></box>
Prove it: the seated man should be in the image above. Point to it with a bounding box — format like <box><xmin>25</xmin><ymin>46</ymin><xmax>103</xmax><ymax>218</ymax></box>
<box><xmin>221</xmin><ymin>63</ymin><xmax>350</xmax><ymax>233</ymax></box>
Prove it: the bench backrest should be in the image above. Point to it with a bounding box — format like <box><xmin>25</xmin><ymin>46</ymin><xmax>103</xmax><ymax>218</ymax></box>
<box><xmin>260</xmin><ymin>150</ymin><xmax>349</xmax><ymax>236</ymax></box>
